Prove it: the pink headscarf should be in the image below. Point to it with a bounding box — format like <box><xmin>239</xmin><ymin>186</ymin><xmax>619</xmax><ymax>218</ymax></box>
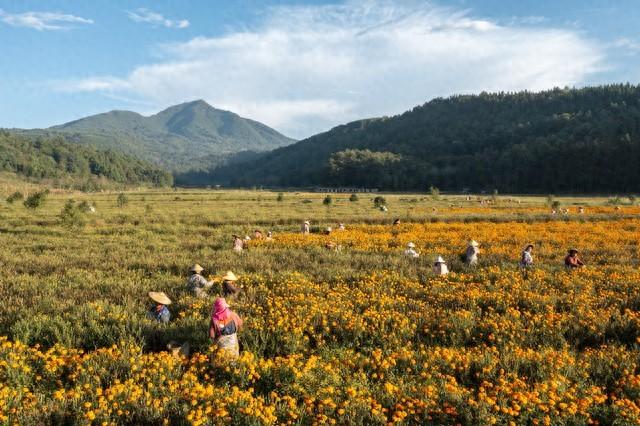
<box><xmin>211</xmin><ymin>298</ymin><xmax>230</xmax><ymax>322</ymax></box>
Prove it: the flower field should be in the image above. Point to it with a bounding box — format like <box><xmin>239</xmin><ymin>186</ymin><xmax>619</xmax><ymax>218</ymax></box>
<box><xmin>1</xmin><ymin>190</ymin><xmax>640</xmax><ymax>425</ymax></box>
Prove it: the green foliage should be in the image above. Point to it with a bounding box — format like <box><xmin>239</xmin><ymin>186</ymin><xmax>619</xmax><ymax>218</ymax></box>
<box><xmin>429</xmin><ymin>186</ymin><xmax>440</xmax><ymax>200</ymax></box>
<box><xmin>6</xmin><ymin>191</ymin><xmax>23</xmax><ymax>204</ymax></box>
<box><xmin>373</xmin><ymin>196</ymin><xmax>387</xmax><ymax>208</ymax></box>
<box><xmin>59</xmin><ymin>199</ymin><xmax>86</xmax><ymax>228</ymax></box>
<box><xmin>349</xmin><ymin>193</ymin><xmax>359</xmax><ymax>202</ymax></box>
<box><xmin>23</xmin><ymin>189</ymin><xmax>49</xmax><ymax>209</ymax></box>
<box><xmin>322</xmin><ymin>195</ymin><xmax>333</xmax><ymax>205</ymax></box>
<box><xmin>326</xmin><ymin>149</ymin><xmax>402</xmax><ymax>188</ymax></box>
<box><xmin>628</xmin><ymin>195</ymin><xmax>636</xmax><ymax>205</ymax></box>
<box><xmin>277</xmin><ymin>192</ymin><xmax>284</xmax><ymax>202</ymax></box>
<box><xmin>77</xmin><ymin>200</ymin><xmax>93</xmax><ymax>213</ymax></box>
<box><xmin>0</xmin><ymin>131</ymin><xmax>172</xmax><ymax>188</ymax></box>
<box><xmin>116</xmin><ymin>193</ymin><xmax>129</xmax><ymax>208</ymax></box>
<box><xmin>551</xmin><ymin>200</ymin><xmax>562</xmax><ymax>210</ymax></box>
<box><xmin>211</xmin><ymin>85</ymin><xmax>640</xmax><ymax>193</ymax></box>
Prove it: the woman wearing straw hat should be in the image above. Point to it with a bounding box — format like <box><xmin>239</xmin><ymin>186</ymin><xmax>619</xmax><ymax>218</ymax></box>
<box><xmin>147</xmin><ymin>292</ymin><xmax>171</xmax><ymax>323</ymax></box>
<box><xmin>433</xmin><ymin>256</ymin><xmax>449</xmax><ymax>275</ymax></box>
<box><xmin>221</xmin><ymin>271</ymin><xmax>241</xmax><ymax>299</ymax></box>
<box><xmin>209</xmin><ymin>297</ymin><xmax>243</xmax><ymax>358</ymax></box>
<box><xmin>564</xmin><ymin>248</ymin><xmax>585</xmax><ymax>269</ymax></box>
<box><xmin>187</xmin><ymin>264</ymin><xmax>213</xmax><ymax>298</ymax></box>
<box><xmin>465</xmin><ymin>240</ymin><xmax>480</xmax><ymax>266</ymax></box>
<box><xmin>404</xmin><ymin>242</ymin><xmax>420</xmax><ymax>258</ymax></box>
<box><xmin>301</xmin><ymin>220</ymin><xmax>310</xmax><ymax>234</ymax></box>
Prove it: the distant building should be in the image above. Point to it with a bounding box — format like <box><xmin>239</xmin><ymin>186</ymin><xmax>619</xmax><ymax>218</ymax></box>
<box><xmin>315</xmin><ymin>187</ymin><xmax>379</xmax><ymax>193</ymax></box>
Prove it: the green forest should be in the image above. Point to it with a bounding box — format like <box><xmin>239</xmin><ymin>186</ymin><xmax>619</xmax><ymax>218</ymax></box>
<box><xmin>208</xmin><ymin>84</ymin><xmax>640</xmax><ymax>193</ymax></box>
<box><xmin>0</xmin><ymin>131</ymin><xmax>172</xmax><ymax>189</ymax></box>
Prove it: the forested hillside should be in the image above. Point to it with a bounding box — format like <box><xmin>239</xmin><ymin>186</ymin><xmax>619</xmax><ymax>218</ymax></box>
<box><xmin>209</xmin><ymin>85</ymin><xmax>640</xmax><ymax>193</ymax></box>
<box><xmin>0</xmin><ymin>131</ymin><xmax>172</xmax><ymax>189</ymax></box>
<box><xmin>14</xmin><ymin>100</ymin><xmax>294</xmax><ymax>170</ymax></box>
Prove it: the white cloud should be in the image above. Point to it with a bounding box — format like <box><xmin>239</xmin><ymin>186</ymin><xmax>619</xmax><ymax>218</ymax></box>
<box><xmin>127</xmin><ymin>8</ymin><xmax>189</xmax><ymax>29</ymax></box>
<box><xmin>612</xmin><ymin>37</ymin><xmax>640</xmax><ymax>54</ymax></box>
<box><xmin>59</xmin><ymin>0</ymin><xmax>603</xmax><ymax>138</ymax></box>
<box><xmin>0</xmin><ymin>9</ymin><xmax>93</xmax><ymax>30</ymax></box>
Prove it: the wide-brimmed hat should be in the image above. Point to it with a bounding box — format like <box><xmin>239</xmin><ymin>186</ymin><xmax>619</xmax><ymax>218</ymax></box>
<box><xmin>434</xmin><ymin>256</ymin><xmax>446</xmax><ymax>264</ymax></box>
<box><xmin>407</xmin><ymin>242</ymin><xmax>416</xmax><ymax>248</ymax></box>
<box><xmin>149</xmin><ymin>291</ymin><xmax>172</xmax><ymax>305</ymax></box>
<box><xmin>468</xmin><ymin>240</ymin><xmax>479</xmax><ymax>247</ymax></box>
<box><xmin>524</xmin><ymin>244</ymin><xmax>534</xmax><ymax>250</ymax></box>
<box><xmin>222</xmin><ymin>271</ymin><xmax>238</xmax><ymax>281</ymax></box>
<box><xmin>304</xmin><ymin>220</ymin><xmax>310</xmax><ymax>225</ymax></box>
<box><xmin>568</xmin><ymin>248</ymin><xmax>579</xmax><ymax>254</ymax></box>
<box><xmin>190</xmin><ymin>263</ymin><xmax>204</xmax><ymax>273</ymax></box>
<box><xmin>232</xmin><ymin>234</ymin><xmax>239</xmax><ymax>239</ymax></box>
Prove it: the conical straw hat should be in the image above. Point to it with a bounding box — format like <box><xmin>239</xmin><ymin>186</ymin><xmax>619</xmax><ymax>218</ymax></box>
<box><xmin>434</xmin><ymin>256</ymin><xmax>446</xmax><ymax>264</ymax></box>
<box><xmin>407</xmin><ymin>242</ymin><xmax>416</xmax><ymax>248</ymax></box>
<box><xmin>149</xmin><ymin>291</ymin><xmax>172</xmax><ymax>305</ymax></box>
<box><xmin>469</xmin><ymin>240</ymin><xmax>479</xmax><ymax>247</ymax></box>
<box><xmin>222</xmin><ymin>271</ymin><xmax>238</xmax><ymax>281</ymax></box>
<box><xmin>190</xmin><ymin>264</ymin><xmax>204</xmax><ymax>273</ymax></box>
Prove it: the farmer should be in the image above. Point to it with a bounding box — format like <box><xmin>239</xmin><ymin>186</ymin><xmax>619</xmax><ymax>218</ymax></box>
<box><xmin>265</xmin><ymin>231</ymin><xmax>273</xmax><ymax>240</ymax></box>
<box><xmin>147</xmin><ymin>292</ymin><xmax>171</xmax><ymax>323</ymax></box>
<box><xmin>301</xmin><ymin>221</ymin><xmax>310</xmax><ymax>234</ymax></box>
<box><xmin>564</xmin><ymin>249</ymin><xmax>585</xmax><ymax>269</ymax></box>
<box><xmin>393</xmin><ymin>218</ymin><xmax>401</xmax><ymax>226</ymax></box>
<box><xmin>221</xmin><ymin>271</ymin><xmax>241</xmax><ymax>299</ymax></box>
<box><xmin>253</xmin><ymin>229</ymin><xmax>264</xmax><ymax>239</ymax></box>
<box><xmin>466</xmin><ymin>240</ymin><xmax>480</xmax><ymax>266</ymax></box>
<box><xmin>338</xmin><ymin>223</ymin><xmax>346</xmax><ymax>231</ymax></box>
<box><xmin>325</xmin><ymin>226</ymin><xmax>333</xmax><ymax>235</ymax></box>
<box><xmin>209</xmin><ymin>297</ymin><xmax>243</xmax><ymax>358</ymax></box>
<box><xmin>433</xmin><ymin>256</ymin><xmax>449</xmax><ymax>275</ymax></box>
<box><xmin>232</xmin><ymin>234</ymin><xmax>244</xmax><ymax>252</ymax></box>
<box><xmin>520</xmin><ymin>244</ymin><xmax>534</xmax><ymax>268</ymax></box>
<box><xmin>404</xmin><ymin>242</ymin><xmax>420</xmax><ymax>258</ymax></box>
<box><xmin>187</xmin><ymin>264</ymin><xmax>214</xmax><ymax>298</ymax></box>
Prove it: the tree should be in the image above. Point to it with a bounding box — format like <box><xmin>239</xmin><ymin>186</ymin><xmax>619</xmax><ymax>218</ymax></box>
<box><xmin>59</xmin><ymin>199</ymin><xmax>86</xmax><ymax>228</ymax></box>
<box><xmin>373</xmin><ymin>196</ymin><xmax>387</xmax><ymax>208</ymax></box>
<box><xmin>323</xmin><ymin>195</ymin><xmax>333</xmax><ymax>205</ymax></box>
<box><xmin>277</xmin><ymin>193</ymin><xmax>284</xmax><ymax>202</ymax></box>
<box><xmin>23</xmin><ymin>190</ymin><xmax>49</xmax><ymax>209</ymax></box>
<box><xmin>349</xmin><ymin>193</ymin><xmax>359</xmax><ymax>202</ymax></box>
<box><xmin>116</xmin><ymin>193</ymin><xmax>128</xmax><ymax>208</ymax></box>
<box><xmin>6</xmin><ymin>191</ymin><xmax>23</xmax><ymax>204</ymax></box>
<box><xmin>429</xmin><ymin>186</ymin><xmax>440</xmax><ymax>200</ymax></box>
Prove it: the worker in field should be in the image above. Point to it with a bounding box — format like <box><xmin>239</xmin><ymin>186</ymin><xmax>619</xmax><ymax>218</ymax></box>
<box><xmin>232</xmin><ymin>234</ymin><xmax>244</xmax><ymax>252</ymax></box>
<box><xmin>301</xmin><ymin>220</ymin><xmax>310</xmax><ymax>234</ymax></box>
<box><xmin>393</xmin><ymin>218</ymin><xmax>401</xmax><ymax>226</ymax></box>
<box><xmin>465</xmin><ymin>240</ymin><xmax>480</xmax><ymax>265</ymax></box>
<box><xmin>209</xmin><ymin>297</ymin><xmax>243</xmax><ymax>358</ymax></box>
<box><xmin>433</xmin><ymin>256</ymin><xmax>449</xmax><ymax>275</ymax></box>
<box><xmin>187</xmin><ymin>264</ymin><xmax>214</xmax><ymax>297</ymax></box>
<box><xmin>404</xmin><ymin>242</ymin><xmax>420</xmax><ymax>258</ymax></box>
<box><xmin>147</xmin><ymin>292</ymin><xmax>171</xmax><ymax>323</ymax></box>
<box><xmin>338</xmin><ymin>223</ymin><xmax>346</xmax><ymax>231</ymax></box>
<box><xmin>520</xmin><ymin>244</ymin><xmax>534</xmax><ymax>268</ymax></box>
<box><xmin>324</xmin><ymin>226</ymin><xmax>332</xmax><ymax>235</ymax></box>
<box><xmin>265</xmin><ymin>231</ymin><xmax>273</xmax><ymax>240</ymax></box>
<box><xmin>564</xmin><ymin>249</ymin><xmax>585</xmax><ymax>269</ymax></box>
<box><xmin>253</xmin><ymin>229</ymin><xmax>264</xmax><ymax>239</ymax></box>
<box><xmin>221</xmin><ymin>271</ymin><xmax>241</xmax><ymax>299</ymax></box>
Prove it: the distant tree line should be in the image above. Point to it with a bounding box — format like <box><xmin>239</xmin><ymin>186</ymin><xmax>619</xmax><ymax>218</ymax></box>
<box><xmin>206</xmin><ymin>84</ymin><xmax>640</xmax><ymax>193</ymax></box>
<box><xmin>0</xmin><ymin>131</ymin><xmax>172</xmax><ymax>189</ymax></box>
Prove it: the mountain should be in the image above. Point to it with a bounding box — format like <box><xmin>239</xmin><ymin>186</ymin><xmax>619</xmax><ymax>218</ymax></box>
<box><xmin>207</xmin><ymin>84</ymin><xmax>640</xmax><ymax>193</ymax></box>
<box><xmin>0</xmin><ymin>131</ymin><xmax>172</xmax><ymax>190</ymax></box>
<box><xmin>14</xmin><ymin>100</ymin><xmax>295</xmax><ymax>170</ymax></box>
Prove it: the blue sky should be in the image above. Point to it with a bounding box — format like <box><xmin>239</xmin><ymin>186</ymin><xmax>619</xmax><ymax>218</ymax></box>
<box><xmin>1</xmin><ymin>0</ymin><xmax>639</xmax><ymax>138</ymax></box>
